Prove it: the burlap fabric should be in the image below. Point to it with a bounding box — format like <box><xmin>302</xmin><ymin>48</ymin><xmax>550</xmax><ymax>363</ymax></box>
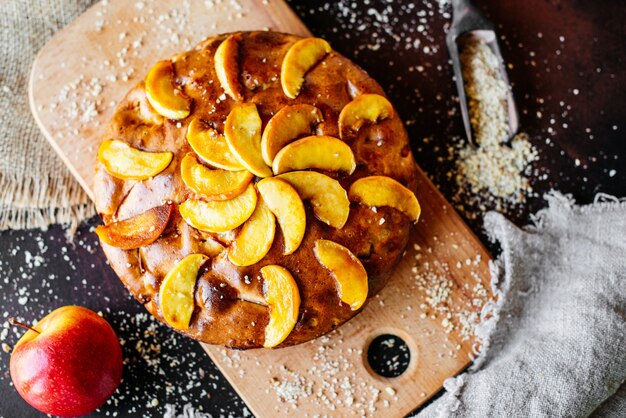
<box><xmin>0</xmin><ymin>0</ymin><xmax>96</xmax><ymax>231</ymax></box>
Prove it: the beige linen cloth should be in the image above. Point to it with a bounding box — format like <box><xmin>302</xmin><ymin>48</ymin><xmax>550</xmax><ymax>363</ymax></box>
<box><xmin>417</xmin><ymin>193</ymin><xmax>626</xmax><ymax>418</ymax></box>
<box><xmin>0</xmin><ymin>0</ymin><xmax>96</xmax><ymax>231</ymax></box>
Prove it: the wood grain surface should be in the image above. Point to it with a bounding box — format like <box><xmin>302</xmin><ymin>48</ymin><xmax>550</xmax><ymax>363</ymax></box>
<box><xmin>29</xmin><ymin>1</ymin><xmax>492</xmax><ymax>416</ymax></box>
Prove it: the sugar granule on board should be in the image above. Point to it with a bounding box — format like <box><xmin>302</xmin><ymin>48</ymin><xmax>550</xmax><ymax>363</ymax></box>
<box><xmin>270</xmin><ymin>366</ymin><xmax>314</xmax><ymax>404</ymax></box>
<box><xmin>453</xmin><ymin>38</ymin><xmax>538</xmax><ymax>218</ymax></box>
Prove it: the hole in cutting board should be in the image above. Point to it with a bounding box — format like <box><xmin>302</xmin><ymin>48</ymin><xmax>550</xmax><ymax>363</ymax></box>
<box><xmin>366</xmin><ymin>334</ymin><xmax>411</xmax><ymax>378</ymax></box>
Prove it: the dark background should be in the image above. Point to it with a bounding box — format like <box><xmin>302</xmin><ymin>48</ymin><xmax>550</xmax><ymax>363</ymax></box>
<box><xmin>1</xmin><ymin>0</ymin><xmax>624</xmax><ymax>417</ymax></box>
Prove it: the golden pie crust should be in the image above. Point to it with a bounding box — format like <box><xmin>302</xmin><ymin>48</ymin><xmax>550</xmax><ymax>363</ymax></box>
<box><xmin>94</xmin><ymin>31</ymin><xmax>418</xmax><ymax>349</ymax></box>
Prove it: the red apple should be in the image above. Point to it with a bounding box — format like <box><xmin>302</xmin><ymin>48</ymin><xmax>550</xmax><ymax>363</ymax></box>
<box><xmin>9</xmin><ymin>306</ymin><xmax>123</xmax><ymax>417</ymax></box>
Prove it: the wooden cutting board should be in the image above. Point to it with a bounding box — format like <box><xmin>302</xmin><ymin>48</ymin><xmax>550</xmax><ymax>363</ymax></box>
<box><xmin>29</xmin><ymin>1</ymin><xmax>493</xmax><ymax>416</ymax></box>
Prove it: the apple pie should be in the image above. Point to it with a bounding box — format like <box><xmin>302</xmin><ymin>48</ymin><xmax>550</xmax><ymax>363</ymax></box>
<box><xmin>94</xmin><ymin>31</ymin><xmax>420</xmax><ymax>349</ymax></box>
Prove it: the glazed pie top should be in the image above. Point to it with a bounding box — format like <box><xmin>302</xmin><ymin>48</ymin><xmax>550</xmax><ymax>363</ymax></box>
<box><xmin>94</xmin><ymin>31</ymin><xmax>419</xmax><ymax>349</ymax></box>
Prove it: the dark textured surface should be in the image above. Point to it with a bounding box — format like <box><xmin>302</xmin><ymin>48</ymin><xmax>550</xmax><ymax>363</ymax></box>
<box><xmin>0</xmin><ymin>0</ymin><xmax>624</xmax><ymax>417</ymax></box>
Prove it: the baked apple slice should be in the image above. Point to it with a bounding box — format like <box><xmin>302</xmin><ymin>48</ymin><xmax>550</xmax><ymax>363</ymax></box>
<box><xmin>261</xmin><ymin>265</ymin><xmax>300</xmax><ymax>348</ymax></box>
<box><xmin>277</xmin><ymin>171</ymin><xmax>349</xmax><ymax>229</ymax></box>
<box><xmin>314</xmin><ymin>239</ymin><xmax>368</xmax><ymax>310</ymax></box>
<box><xmin>96</xmin><ymin>203</ymin><xmax>173</xmax><ymax>250</ymax></box>
<box><xmin>261</xmin><ymin>104</ymin><xmax>324</xmax><ymax>165</ymax></box>
<box><xmin>272</xmin><ymin>135</ymin><xmax>356</xmax><ymax>175</ymax></box>
<box><xmin>179</xmin><ymin>183</ymin><xmax>257</xmax><ymax>233</ymax></box>
<box><xmin>228</xmin><ymin>198</ymin><xmax>276</xmax><ymax>266</ymax></box>
<box><xmin>338</xmin><ymin>93</ymin><xmax>393</xmax><ymax>139</ymax></box>
<box><xmin>224</xmin><ymin>103</ymin><xmax>273</xmax><ymax>178</ymax></box>
<box><xmin>159</xmin><ymin>254</ymin><xmax>208</xmax><ymax>330</ymax></box>
<box><xmin>348</xmin><ymin>176</ymin><xmax>421</xmax><ymax>222</ymax></box>
<box><xmin>145</xmin><ymin>60</ymin><xmax>192</xmax><ymax>120</ymax></box>
<box><xmin>281</xmin><ymin>37</ymin><xmax>332</xmax><ymax>99</ymax></box>
<box><xmin>181</xmin><ymin>153</ymin><xmax>253</xmax><ymax>201</ymax></box>
<box><xmin>186</xmin><ymin>118</ymin><xmax>244</xmax><ymax>171</ymax></box>
<box><xmin>214</xmin><ymin>34</ymin><xmax>243</xmax><ymax>101</ymax></box>
<box><xmin>256</xmin><ymin>178</ymin><xmax>305</xmax><ymax>255</ymax></box>
<box><xmin>97</xmin><ymin>139</ymin><xmax>173</xmax><ymax>180</ymax></box>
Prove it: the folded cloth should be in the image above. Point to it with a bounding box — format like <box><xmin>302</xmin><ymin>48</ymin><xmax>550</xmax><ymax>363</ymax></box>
<box><xmin>417</xmin><ymin>192</ymin><xmax>626</xmax><ymax>418</ymax></box>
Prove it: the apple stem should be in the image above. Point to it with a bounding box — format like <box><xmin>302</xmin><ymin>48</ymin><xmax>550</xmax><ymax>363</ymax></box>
<box><xmin>8</xmin><ymin>317</ymin><xmax>40</xmax><ymax>334</ymax></box>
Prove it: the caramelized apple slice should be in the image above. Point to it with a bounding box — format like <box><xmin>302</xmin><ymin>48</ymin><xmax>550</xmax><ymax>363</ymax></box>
<box><xmin>338</xmin><ymin>94</ymin><xmax>393</xmax><ymax>138</ymax></box>
<box><xmin>214</xmin><ymin>34</ymin><xmax>243</xmax><ymax>101</ymax></box>
<box><xmin>179</xmin><ymin>183</ymin><xmax>257</xmax><ymax>232</ymax></box>
<box><xmin>256</xmin><ymin>178</ymin><xmax>305</xmax><ymax>255</ymax></box>
<box><xmin>348</xmin><ymin>176</ymin><xmax>420</xmax><ymax>222</ymax></box>
<box><xmin>159</xmin><ymin>254</ymin><xmax>208</xmax><ymax>330</ymax></box>
<box><xmin>277</xmin><ymin>171</ymin><xmax>349</xmax><ymax>229</ymax></box>
<box><xmin>272</xmin><ymin>135</ymin><xmax>356</xmax><ymax>175</ymax></box>
<box><xmin>314</xmin><ymin>240</ymin><xmax>368</xmax><ymax>310</ymax></box>
<box><xmin>228</xmin><ymin>198</ymin><xmax>276</xmax><ymax>266</ymax></box>
<box><xmin>96</xmin><ymin>204</ymin><xmax>172</xmax><ymax>250</ymax></box>
<box><xmin>145</xmin><ymin>60</ymin><xmax>192</xmax><ymax>120</ymax></box>
<box><xmin>181</xmin><ymin>153</ymin><xmax>253</xmax><ymax>201</ymax></box>
<box><xmin>224</xmin><ymin>103</ymin><xmax>273</xmax><ymax>178</ymax></box>
<box><xmin>186</xmin><ymin>118</ymin><xmax>244</xmax><ymax>171</ymax></box>
<box><xmin>261</xmin><ymin>265</ymin><xmax>300</xmax><ymax>348</ymax></box>
<box><xmin>97</xmin><ymin>139</ymin><xmax>173</xmax><ymax>180</ymax></box>
<box><xmin>261</xmin><ymin>104</ymin><xmax>324</xmax><ymax>165</ymax></box>
<box><xmin>281</xmin><ymin>37</ymin><xmax>332</xmax><ymax>99</ymax></box>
